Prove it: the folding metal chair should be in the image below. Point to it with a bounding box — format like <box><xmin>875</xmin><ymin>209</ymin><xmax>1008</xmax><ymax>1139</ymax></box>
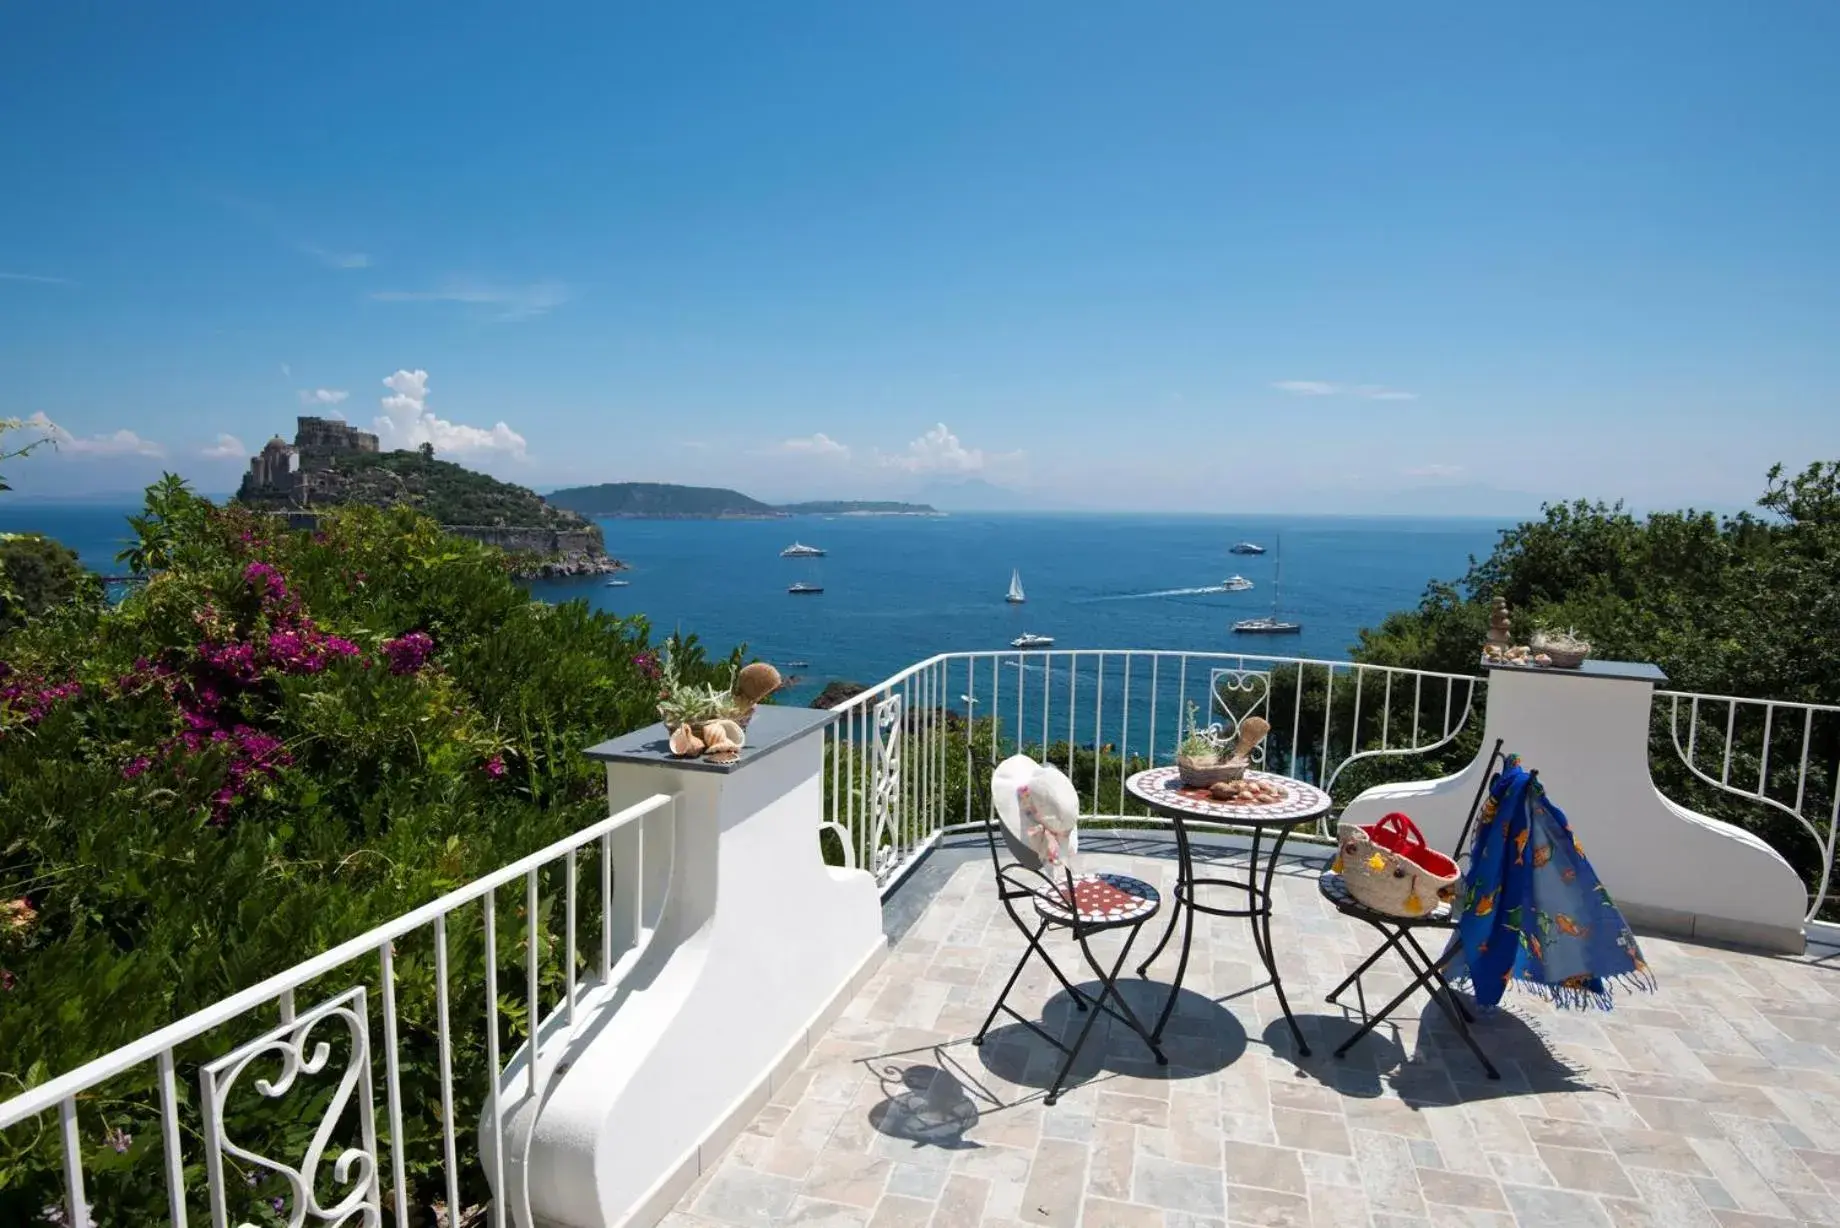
<box><xmin>973</xmin><ymin>755</ymin><xmax>1168</xmax><ymax>1105</ymax></box>
<box><xmin>1320</xmin><ymin>739</ymin><xmax>1507</xmax><ymax>1079</ymax></box>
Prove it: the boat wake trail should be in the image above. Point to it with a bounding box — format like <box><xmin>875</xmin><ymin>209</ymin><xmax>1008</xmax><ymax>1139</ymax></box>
<box><xmin>1080</xmin><ymin>585</ymin><xmax>1230</xmax><ymax>603</ymax></box>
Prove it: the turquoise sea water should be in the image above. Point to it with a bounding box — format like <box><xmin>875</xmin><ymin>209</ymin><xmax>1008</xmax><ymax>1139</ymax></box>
<box><xmin>1</xmin><ymin>504</ymin><xmax>1508</xmax><ymax>704</ymax></box>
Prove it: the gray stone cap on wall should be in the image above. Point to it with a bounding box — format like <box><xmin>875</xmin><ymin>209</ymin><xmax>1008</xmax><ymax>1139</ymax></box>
<box><xmin>1482</xmin><ymin>657</ymin><xmax>1669</xmax><ymax>686</ymax></box>
<box><xmin>584</xmin><ymin>705</ymin><xmax>841</xmax><ymax>774</ymax></box>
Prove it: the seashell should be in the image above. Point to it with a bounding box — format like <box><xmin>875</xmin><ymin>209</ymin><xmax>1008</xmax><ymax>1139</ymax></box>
<box><xmin>734</xmin><ymin>662</ymin><xmax>783</xmax><ymax>704</ymax></box>
<box><xmin>1232</xmin><ymin>716</ymin><xmax>1272</xmax><ymax>759</ymax></box>
<box><xmin>668</xmin><ymin>724</ymin><xmax>705</xmax><ymax>758</ymax></box>
<box><xmin>707</xmin><ymin>718</ymin><xmax>746</xmax><ymax>750</ymax></box>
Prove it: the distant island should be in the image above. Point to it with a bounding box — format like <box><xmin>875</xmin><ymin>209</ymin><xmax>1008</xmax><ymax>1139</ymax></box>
<box><xmin>545</xmin><ymin>482</ymin><xmax>940</xmax><ymax>519</ymax></box>
<box><xmin>233</xmin><ymin>418</ymin><xmax>623</xmax><ymax>577</ymax></box>
<box><xmin>776</xmin><ymin>501</ymin><xmax>940</xmax><ymax>516</ymax></box>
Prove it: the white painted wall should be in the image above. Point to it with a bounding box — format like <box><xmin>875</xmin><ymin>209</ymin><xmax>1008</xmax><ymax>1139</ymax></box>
<box><xmin>490</xmin><ymin>726</ymin><xmax>886</xmax><ymax>1227</ymax></box>
<box><xmin>1341</xmin><ymin>664</ymin><xmax>1807</xmax><ymax>953</ymax></box>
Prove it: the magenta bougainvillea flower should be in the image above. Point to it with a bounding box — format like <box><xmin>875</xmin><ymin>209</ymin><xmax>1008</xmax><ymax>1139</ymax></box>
<box><xmin>381</xmin><ymin>631</ymin><xmax>435</xmax><ymax>676</ymax></box>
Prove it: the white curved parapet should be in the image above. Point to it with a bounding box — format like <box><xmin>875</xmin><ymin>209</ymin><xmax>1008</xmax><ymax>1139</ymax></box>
<box><xmin>1341</xmin><ymin>659</ymin><xmax>1808</xmax><ymax>954</ymax></box>
<box><xmin>486</xmin><ymin>707</ymin><xmax>887</xmax><ymax>1227</ymax></box>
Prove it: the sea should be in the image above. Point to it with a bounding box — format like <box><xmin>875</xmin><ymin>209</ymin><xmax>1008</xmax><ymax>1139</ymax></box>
<box><xmin>0</xmin><ymin>503</ymin><xmax>1507</xmax><ymax>705</ymax></box>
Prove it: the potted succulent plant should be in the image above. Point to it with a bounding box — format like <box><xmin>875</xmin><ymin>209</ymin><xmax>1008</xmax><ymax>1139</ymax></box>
<box><xmin>1175</xmin><ymin>700</ymin><xmax>1248</xmax><ymax>788</ymax></box>
<box><xmin>655</xmin><ymin>647</ymin><xmax>783</xmax><ymax>762</ymax></box>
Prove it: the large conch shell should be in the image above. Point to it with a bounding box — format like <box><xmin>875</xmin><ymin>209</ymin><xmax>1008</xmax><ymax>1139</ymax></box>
<box><xmin>668</xmin><ymin>724</ymin><xmax>705</xmax><ymax>758</ymax></box>
<box><xmin>701</xmin><ymin>718</ymin><xmax>746</xmax><ymax>764</ymax></box>
<box><xmin>735</xmin><ymin>662</ymin><xmax>782</xmax><ymax>705</ymax></box>
<box><xmin>1231</xmin><ymin>715</ymin><xmax>1271</xmax><ymax>760</ymax></box>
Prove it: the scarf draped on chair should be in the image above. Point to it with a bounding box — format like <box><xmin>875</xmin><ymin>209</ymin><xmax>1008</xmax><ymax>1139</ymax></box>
<box><xmin>1445</xmin><ymin>757</ymin><xmax>1657</xmax><ymax>1011</ymax></box>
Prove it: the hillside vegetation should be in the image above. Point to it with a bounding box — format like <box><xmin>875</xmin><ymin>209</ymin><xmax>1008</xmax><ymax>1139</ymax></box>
<box><xmin>241</xmin><ymin>449</ymin><xmax>587</xmax><ymax>531</ymax></box>
<box><xmin>545</xmin><ymin>481</ymin><xmax>779</xmax><ymax>517</ymax></box>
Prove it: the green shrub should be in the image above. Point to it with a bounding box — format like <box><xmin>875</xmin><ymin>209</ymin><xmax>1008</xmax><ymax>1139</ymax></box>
<box><xmin>0</xmin><ymin>483</ymin><xmax>738</xmax><ymax>1225</ymax></box>
<box><xmin>0</xmin><ymin>534</ymin><xmax>99</xmax><ymax>632</ymax></box>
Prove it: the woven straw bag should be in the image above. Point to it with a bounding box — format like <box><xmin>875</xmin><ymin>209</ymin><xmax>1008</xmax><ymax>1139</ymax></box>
<box><xmin>1334</xmin><ymin>813</ymin><xmax>1460</xmax><ymax>918</ymax></box>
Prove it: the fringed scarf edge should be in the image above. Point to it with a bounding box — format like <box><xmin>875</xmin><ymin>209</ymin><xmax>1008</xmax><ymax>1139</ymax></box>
<box><xmin>1449</xmin><ymin>965</ymin><xmax>1659</xmax><ymax>1013</ymax></box>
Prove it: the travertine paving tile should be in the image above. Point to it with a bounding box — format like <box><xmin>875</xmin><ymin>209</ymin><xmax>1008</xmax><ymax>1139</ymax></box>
<box><xmin>670</xmin><ymin>849</ymin><xmax>1840</xmax><ymax>1226</ymax></box>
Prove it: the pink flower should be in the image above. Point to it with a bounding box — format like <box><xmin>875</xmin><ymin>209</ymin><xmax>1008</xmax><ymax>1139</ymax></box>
<box><xmin>381</xmin><ymin>632</ymin><xmax>435</xmax><ymax>676</ymax></box>
<box><xmin>122</xmin><ymin>756</ymin><xmax>152</xmax><ymax>780</ymax></box>
<box><xmin>483</xmin><ymin>754</ymin><xmax>506</xmax><ymax>779</ymax></box>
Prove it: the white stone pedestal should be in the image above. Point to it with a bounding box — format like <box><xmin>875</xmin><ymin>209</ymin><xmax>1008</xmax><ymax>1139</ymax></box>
<box><xmin>1340</xmin><ymin>659</ymin><xmax>1807</xmax><ymax>953</ymax></box>
<box><xmin>489</xmin><ymin>708</ymin><xmax>886</xmax><ymax>1227</ymax></box>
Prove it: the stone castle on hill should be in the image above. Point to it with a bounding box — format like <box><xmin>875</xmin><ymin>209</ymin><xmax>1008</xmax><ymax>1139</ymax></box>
<box><xmin>238</xmin><ymin>416</ymin><xmax>380</xmax><ymax>504</ymax></box>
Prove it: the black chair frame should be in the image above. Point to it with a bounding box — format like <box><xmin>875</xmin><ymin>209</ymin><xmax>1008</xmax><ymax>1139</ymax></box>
<box><xmin>972</xmin><ymin>783</ymin><xmax>1168</xmax><ymax>1106</ymax></box>
<box><xmin>1324</xmin><ymin>738</ymin><xmax>1511</xmax><ymax>1079</ymax></box>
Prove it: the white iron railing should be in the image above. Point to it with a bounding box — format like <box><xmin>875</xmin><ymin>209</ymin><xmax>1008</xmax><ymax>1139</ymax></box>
<box><xmin>0</xmin><ymin>792</ymin><xmax>678</xmax><ymax>1228</ymax></box>
<box><xmin>1654</xmin><ymin>689</ymin><xmax>1840</xmax><ymax>920</ymax></box>
<box><xmin>821</xmin><ymin>650</ymin><xmax>1487</xmax><ymax>888</ymax></box>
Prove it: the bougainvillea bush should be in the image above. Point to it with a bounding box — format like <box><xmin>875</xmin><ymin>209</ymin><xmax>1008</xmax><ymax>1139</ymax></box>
<box><xmin>0</xmin><ymin>483</ymin><xmax>738</xmax><ymax>1225</ymax></box>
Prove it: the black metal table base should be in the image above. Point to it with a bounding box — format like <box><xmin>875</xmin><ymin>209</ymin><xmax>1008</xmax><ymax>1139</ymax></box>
<box><xmin>1327</xmin><ymin>919</ymin><xmax>1499</xmax><ymax>1080</ymax></box>
<box><xmin>1136</xmin><ymin>821</ymin><xmax>1312</xmax><ymax>1057</ymax></box>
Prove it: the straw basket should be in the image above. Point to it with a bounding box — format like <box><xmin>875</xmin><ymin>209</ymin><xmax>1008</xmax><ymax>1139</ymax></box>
<box><xmin>1334</xmin><ymin>813</ymin><xmax>1460</xmax><ymax>918</ymax></box>
<box><xmin>1530</xmin><ymin>634</ymin><xmax>1590</xmax><ymax>669</ymax></box>
<box><xmin>1177</xmin><ymin>754</ymin><xmax>1249</xmax><ymax>789</ymax></box>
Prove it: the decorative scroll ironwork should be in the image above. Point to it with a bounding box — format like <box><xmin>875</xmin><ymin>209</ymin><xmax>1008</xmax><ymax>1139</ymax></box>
<box><xmin>870</xmin><ymin>693</ymin><xmax>904</xmax><ymax>880</ymax></box>
<box><xmin>1207</xmin><ymin>668</ymin><xmax>1273</xmax><ymax>764</ymax></box>
<box><xmin>201</xmin><ymin>987</ymin><xmax>382</xmax><ymax>1228</ymax></box>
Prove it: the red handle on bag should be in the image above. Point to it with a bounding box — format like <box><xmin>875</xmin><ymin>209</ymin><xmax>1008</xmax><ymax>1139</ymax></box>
<box><xmin>1370</xmin><ymin>811</ymin><xmax>1427</xmax><ymax>854</ymax></box>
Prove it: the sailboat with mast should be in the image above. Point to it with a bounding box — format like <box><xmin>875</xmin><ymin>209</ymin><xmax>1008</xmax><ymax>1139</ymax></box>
<box><xmin>1233</xmin><ymin>535</ymin><xmax>1301</xmax><ymax>634</ymax></box>
<box><xmin>1005</xmin><ymin>569</ymin><xmax>1026</xmax><ymax>604</ymax></box>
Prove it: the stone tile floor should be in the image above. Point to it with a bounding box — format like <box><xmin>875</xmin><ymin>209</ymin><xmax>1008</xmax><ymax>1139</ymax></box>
<box><xmin>669</xmin><ymin>840</ymin><xmax>1840</xmax><ymax>1227</ymax></box>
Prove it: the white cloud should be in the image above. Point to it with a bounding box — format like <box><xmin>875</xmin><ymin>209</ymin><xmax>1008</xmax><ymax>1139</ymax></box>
<box><xmin>300</xmin><ymin>244</ymin><xmax>370</xmax><ymax>270</ymax></box>
<box><xmin>371</xmin><ymin>278</ymin><xmax>569</xmax><ymax>322</ymax></box>
<box><xmin>777</xmin><ymin>432</ymin><xmax>850</xmax><ymax>458</ymax></box>
<box><xmin>1405</xmin><ymin>464</ymin><xmax>1464</xmax><ymax>479</ymax></box>
<box><xmin>298</xmin><ymin>388</ymin><xmax>350</xmax><ymax>406</ymax></box>
<box><xmin>0</xmin><ymin>271</ymin><xmax>74</xmax><ymax>285</ymax></box>
<box><xmin>372</xmin><ymin>369</ymin><xmax>529</xmax><ymax>459</ymax></box>
<box><xmin>880</xmin><ymin>423</ymin><xmax>989</xmax><ymax>474</ymax></box>
<box><xmin>23</xmin><ymin>412</ymin><xmax>164</xmax><ymax>458</ymax></box>
<box><xmin>1272</xmin><ymin>380</ymin><xmax>1417</xmax><ymax>401</ymax></box>
<box><xmin>202</xmin><ymin>433</ymin><xmax>247</xmax><ymax>460</ymax></box>
<box><xmin>280</xmin><ymin>363</ymin><xmax>292</xmax><ymax>377</ymax></box>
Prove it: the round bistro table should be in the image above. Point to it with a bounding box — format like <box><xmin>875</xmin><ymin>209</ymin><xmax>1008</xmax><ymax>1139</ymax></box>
<box><xmin>1123</xmin><ymin>765</ymin><xmax>1333</xmax><ymax>1056</ymax></box>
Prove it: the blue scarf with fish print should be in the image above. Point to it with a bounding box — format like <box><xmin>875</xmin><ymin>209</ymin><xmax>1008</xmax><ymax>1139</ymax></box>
<box><xmin>1445</xmin><ymin>757</ymin><xmax>1656</xmax><ymax>1011</ymax></box>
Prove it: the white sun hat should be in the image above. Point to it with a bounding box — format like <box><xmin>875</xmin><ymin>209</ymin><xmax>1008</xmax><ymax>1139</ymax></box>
<box><xmin>991</xmin><ymin>754</ymin><xmax>1081</xmax><ymax>875</ymax></box>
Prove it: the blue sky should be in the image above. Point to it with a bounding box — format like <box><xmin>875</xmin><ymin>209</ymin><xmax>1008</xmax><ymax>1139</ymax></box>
<box><xmin>2</xmin><ymin>3</ymin><xmax>1835</xmax><ymax>512</ymax></box>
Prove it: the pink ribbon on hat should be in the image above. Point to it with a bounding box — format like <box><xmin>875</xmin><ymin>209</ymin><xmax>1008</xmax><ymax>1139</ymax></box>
<box><xmin>1018</xmin><ymin>784</ymin><xmax>1065</xmax><ymax>868</ymax></box>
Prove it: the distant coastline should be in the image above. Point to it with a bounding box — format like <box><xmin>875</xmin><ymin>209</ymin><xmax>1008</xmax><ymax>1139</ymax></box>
<box><xmin>545</xmin><ymin>481</ymin><xmax>939</xmax><ymax>520</ymax></box>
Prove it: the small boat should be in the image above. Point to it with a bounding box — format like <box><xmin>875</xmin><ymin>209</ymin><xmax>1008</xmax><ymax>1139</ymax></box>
<box><xmin>780</xmin><ymin>542</ymin><xmax>826</xmax><ymax>558</ymax></box>
<box><xmin>787</xmin><ymin>660</ymin><xmax>811</xmax><ymax>668</ymax></box>
<box><xmin>1005</xmin><ymin>568</ymin><xmax>1026</xmax><ymax>604</ymax></box>
<box><xmin>1233</xmin><ymin>534</ymin><xmax>1300</xmax><ymax>634</ymax></box>
<box><xmin>604</xmin><ymin>578</ymin><xmax>630</xmax><ymax>587</ymax></box>
<box><xmin>1011</xmin><ymin>632</ymin><xmax>1054</xmax><ymax>649</ymax></box>
<box><xmin>1232</xmin><ymin>617</ymin><xmax>1301</xmax><ymax>635</ymax></box>
<box><xmin>788</xmin><ymin>582</ymin><xmax>824</xmax><ymax>595</ymax></box>
<box><xmin>1222</xmin><ymin>575</ymin><xmax>1253</xmax><ymax>592</ymax></box>
<box><xmin>1229</xmin><ymin>542</ymin><xmax>1266</xmax><ymax>555</ymax></box>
